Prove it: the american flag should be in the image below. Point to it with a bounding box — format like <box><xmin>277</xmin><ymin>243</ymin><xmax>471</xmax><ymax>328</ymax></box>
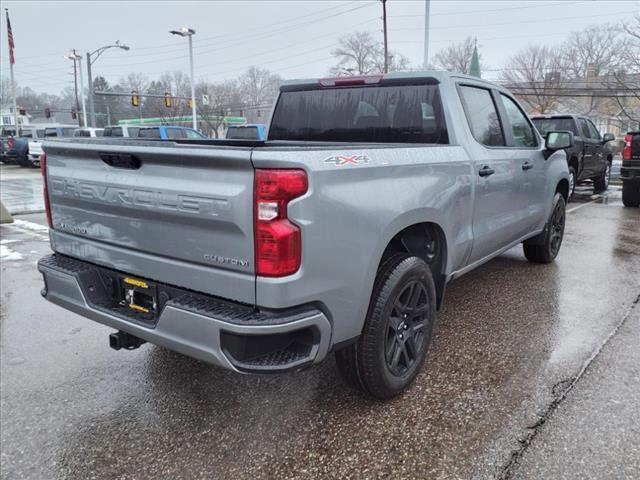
<box><xmin>6</xmin><ymin>10</ymin><xmax>15</xmax><ymax>65</ymax></box>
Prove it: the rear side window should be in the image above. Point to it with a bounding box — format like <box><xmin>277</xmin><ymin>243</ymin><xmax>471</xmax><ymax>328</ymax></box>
<box><xmin>269</xmin><ymin>84</ymin><xmax>448</xmax><ymax>144</ymax></box>
<box><xmin>459</xmin><ymin>85</ymin><xmax>504</xmax><ymax>147</ymax></box>
<box><xmin>499</xmin><ymin>94</ymin><xmax>537</xmax><ymax>147</ymax></box>
<box><xmin>138</xmin><ymin>128</ymin><xmax>161</xmax><ymax>139</ymax></box>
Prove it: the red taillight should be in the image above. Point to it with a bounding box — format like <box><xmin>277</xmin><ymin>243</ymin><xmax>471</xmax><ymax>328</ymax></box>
<box><xmin>622</xmin><ymin>134</ymin><xmax>632</xmax><ymax>161</ymax></box>
<box><xmin>41</xmin><ymin>153</ymin><xmax>52</xmax><ymax>228</ymax></box>
<box><xmin>254</xmin><ymin>169</ymin><xmax>308</xmax><ymax>277</ymax></box>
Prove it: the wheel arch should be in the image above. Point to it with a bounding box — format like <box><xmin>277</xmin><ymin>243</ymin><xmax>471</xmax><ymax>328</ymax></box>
<box><xmin>378</xmin><ymin>221</ymin><xmax>448</xmax><ymax>310</ymax></box>
<box><xmin>556</xmin><ymin>178</ymin><xmax>569</xmax><ymax>202</ymax></box>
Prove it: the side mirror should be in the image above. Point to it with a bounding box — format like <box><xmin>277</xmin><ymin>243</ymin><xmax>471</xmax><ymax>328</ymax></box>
<box><xmin>545</xmin><ymin>130</ymin><xmax>574</xmax><ymax>151</ymax></box>
<box><xmin>602</xmin><ymin>133</ymin><xmax>615</xmax><ymax>143</ymax></box>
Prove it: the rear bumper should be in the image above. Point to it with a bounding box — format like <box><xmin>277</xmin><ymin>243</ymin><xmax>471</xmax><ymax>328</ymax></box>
<box><xmin>38</xmin><ymin>254</ymin><xmax>332</xmax><ymax>373</ymax></box>
<box><xmin>621</xmin><ymin>165</ymin><xmax>640</xmax><ymax>181</ymax></box>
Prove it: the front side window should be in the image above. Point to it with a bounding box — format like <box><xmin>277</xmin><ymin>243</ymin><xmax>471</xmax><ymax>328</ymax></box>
<box><xmin>586</xmin><ymin>120</ymin><xmax>601</xmax><ymax>140</ymax></box>
<box><xmin>500</xmin><ymin>94</ymin><xmax>537</xmax><ymax>147</ymax></box>
<box><xmin>578</xmin><ymin>119</ymin><xmax>591</xmax><ymax>139</ymax></box>
<box><xmin>184</xmin><ymin>129</ymin><xmax>204</xmax><ymax>139</ymax></box>
<box><xmin>270</xmin><ymin>84</ymin><xmax>448</xmax><ymax>144</ymax></box>
<box><xmin>459</xmin><ymin>85</ymin><xmax>505</xmax><ymax>147</ymax></box>
<box><xmin>138</xmin><ymin>128</ymin><xmax>161</xmax><ymax>139</ymax></box>
<box><xmin>165</xmin><ymin>128</ymin><xmax>185</xmax><ymax>140</ymax></box>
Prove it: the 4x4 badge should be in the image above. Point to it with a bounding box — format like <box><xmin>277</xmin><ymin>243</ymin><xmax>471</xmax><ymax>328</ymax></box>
<box><xmin>324</xmin><ymin>153</ymin><xmax>370</xmax><ymax>166</ymax></box>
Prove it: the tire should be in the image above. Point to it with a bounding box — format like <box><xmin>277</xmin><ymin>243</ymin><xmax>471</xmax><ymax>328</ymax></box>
<box><xmin>523</xmin><ymin>192</ymin><xmax>566</xmax><ymax>264</ymax></box>
<box><xmin>335</xmin><ymin>253</ymin><xmax>436</xmax><ymax>399</ymax></box>
<box><xmin>568</xmin><ymin>166</ymin><xmax>576</xmax><ymax>200</ymax></box>
<box><xmin>622</xmin><ymin>181</ymin><xmax>640</xmax><ymax>207</ymax></box>
<box><xmin>593</xmin><ymin>161</ymin><xmax>611</xmax><ymax>192</ymax></box>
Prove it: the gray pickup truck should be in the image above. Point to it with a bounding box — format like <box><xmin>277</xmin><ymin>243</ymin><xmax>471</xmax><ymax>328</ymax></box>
<box><xmin>38</xmin><ymin>72</ymin><xmax>571</xmax><ymax>399</ymax></box>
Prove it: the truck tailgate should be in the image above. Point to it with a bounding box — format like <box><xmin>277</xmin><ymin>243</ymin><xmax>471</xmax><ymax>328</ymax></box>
<box><xmin>44</xmin><ymin>140</ymin><xmax>256</xmax><ymax>304</ymax></box>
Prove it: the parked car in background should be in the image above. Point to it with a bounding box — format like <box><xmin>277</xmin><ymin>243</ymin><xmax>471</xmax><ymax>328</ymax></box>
<box><xmin>225</xmin><ymin>124</ymin><xmax>267</xmax><ymax>140</ymax></box>
<box><xmin>621</xmin><ymin>131</ymin><xmax>640</xmax><ymax>207</ymax></box>
<box><xmin>73</xmin><ymin>127</ymin><xmax>104</xmax><ymax>137</ymax></box>
<box><xmin>137</xmin><ymin>125</ymin><xmax>206</xmax><ymax>139</ymax></box>
<box><xmin>0</xmin><ymin>128</ymin><xmax>28</xmax><ymax>165</ymax></box>
<box><xmin>20</xmin><ymin>127</ymin><xmax>46</xmax><ymax>168</ymax></box>
<box><xmin>103</xmin><ymin>125</ymin><xmax>141</xmax><ymax>138</ymax></box>
<box><xmin>44</xmin><ymin>126</ymin><xmax>77</xmax><ymax>138</ymax></box>
<box><xmin>39</xmin><ymin>72</ymin><xmax>572</xmax><ymax>399</ymax></box>
<box><xmin>531</xmin><ymin>114</ymin><xmax>615</xmax><ymax>198</ymax></box>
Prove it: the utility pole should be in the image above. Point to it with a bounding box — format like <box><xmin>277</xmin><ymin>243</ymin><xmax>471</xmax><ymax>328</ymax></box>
<box><xmin>424</xmin><ymin>0</ymin><xmax>431</xmax><ymax>69</ymax></box>
<box><xmin>382</xmin><ymin>0</ymin><xmax>389</xmax><ymax>73</ymax></box>
<box><xmin>71</xmin><ymin>55</ymin><xmax>80</xmax><ymax>127</ymax></box>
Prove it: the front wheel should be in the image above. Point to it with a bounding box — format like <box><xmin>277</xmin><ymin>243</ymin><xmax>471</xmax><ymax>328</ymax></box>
<box><xmin>568</xmin><ymin>166</ymin><xmax>577</xmax><ymax>200</ymax></box>
<box><xmin>593</xmin><ymin>162</ymin><xmax>611</xmax><ymax>192</ymax></box>
<box><xmin>523</xmin><ymin>192</ymin><xmax>566</xmax><ymax>263</ymax></box>
<box><xmin>335</xmin><ymin>253</ymin><xmax>436</xmax><ymax>399</ymax></box>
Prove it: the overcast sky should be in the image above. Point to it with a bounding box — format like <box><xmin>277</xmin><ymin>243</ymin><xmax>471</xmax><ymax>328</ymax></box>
<box><xmin>1</xmin><ymin>0</ymin><xmax>638</xmax><ymax>94</ymax></box>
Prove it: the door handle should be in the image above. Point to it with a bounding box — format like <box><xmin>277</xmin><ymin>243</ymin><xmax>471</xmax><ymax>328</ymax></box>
<box><xmin>478</xmin><ymin>166</ymin><xmax>495</xmax><ymax>177</ymax></box>
<box><xmin>522</xmin><ymin>162</ymin><xmax>534</xmax><ymax>171</ymax></box>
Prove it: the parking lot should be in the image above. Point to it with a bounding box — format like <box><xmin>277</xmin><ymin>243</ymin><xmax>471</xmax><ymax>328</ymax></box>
<box><xmin>1</xmin><ymin>164</ymin><xmax>638</xmax><ymax>479</ymax></box>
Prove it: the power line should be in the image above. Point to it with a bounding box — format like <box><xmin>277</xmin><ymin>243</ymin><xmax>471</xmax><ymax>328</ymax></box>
<box><xmin>392</xmin><ymin>10</ymin><xmax>637</xmax><ymax>31</ymax></box>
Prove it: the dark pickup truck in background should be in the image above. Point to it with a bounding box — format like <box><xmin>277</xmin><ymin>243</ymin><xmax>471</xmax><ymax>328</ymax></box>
<box><xmin>621</xmin><ymin>131</ymin><xmax>640</xmax><ymax>207</ymax></box>
<box><xmin>532</xmin><ymin>114</ymin><xmax>615</xmax><ymax>198</ymax></box>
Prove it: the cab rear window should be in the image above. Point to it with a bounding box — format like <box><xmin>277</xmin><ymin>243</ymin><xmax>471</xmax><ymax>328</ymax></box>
<box><xmin>269</xmin><ymin>84</ymin><xmax>448</xmax><ymax>144</ymax></box>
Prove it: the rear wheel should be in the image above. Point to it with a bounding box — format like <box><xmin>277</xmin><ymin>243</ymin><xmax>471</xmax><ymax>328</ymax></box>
<box><xmin>335</xmin><ymin>253</ymin><xmax>436</xmax><ymax>399</ymax></box>
<box><xmin>523</xmin><ymin>192</ymin><xmax>566</xmax><ymax>263</ymax></box>
<box><xmin>622</xmin><ymin>181</ymin><xmax>640</xmax><ymax>207</ymax></box>
<box><xmin>594</xmin><ymin>161</ymin><xmax>611</xmax><ymax>192</ymax></box>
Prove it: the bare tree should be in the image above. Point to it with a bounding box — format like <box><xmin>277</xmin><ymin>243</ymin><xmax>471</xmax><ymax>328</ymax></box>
<box><xmin>331</xmin><ymin>31</ymin><xmax>381</xmax><ymax>75</ymax></box>
<box><xmin>432</xmin><ymin>37</ymin><xmax>482</xmax><ymax>75</ymax></box>
<box><xmin>502</xmin><ymin>45</ymin><xmax>566</xmax><ymax>114</ymax></box>
<box><xmin>196</xmin><ymin>80</ymin><xmax>243</xmax><ymax>137</ymax></box>
<box><xmin>562</xmin><ymin>24</ymin><xmax>626</xmax><ymax>79</ymax></box>
<box><xmin>330</xmin><ymin>31</ymin><xmax>411</xmax><ymax>76</ymax></box>
<box><xmin>238</xmin><ymin>66</ymin><xmax>282</xmax><ymax>108</ymax></box>
<box><xmin>603</xmin><ymin>16</ymin><xmax>640</xmax><ymax>124</ymax></box>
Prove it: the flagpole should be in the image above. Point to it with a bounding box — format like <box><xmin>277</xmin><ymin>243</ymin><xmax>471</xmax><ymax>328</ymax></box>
<box><xmin>5</xmin><ymin>9</ymin><xmax>19</xmax><ymax>135</ymax></box>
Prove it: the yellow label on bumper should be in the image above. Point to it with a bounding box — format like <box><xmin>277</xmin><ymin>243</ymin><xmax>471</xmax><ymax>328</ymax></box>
<box><xmin>124</xmin><ymin>277</ymin><xmax>148</xmax><ymax>289</ymax></box>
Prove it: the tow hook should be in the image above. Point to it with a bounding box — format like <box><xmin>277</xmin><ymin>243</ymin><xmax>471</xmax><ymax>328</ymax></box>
<box><xmin>109</xmin><ymin>331</ymin><xmax>146</xmax><ymax>351</ymax></box>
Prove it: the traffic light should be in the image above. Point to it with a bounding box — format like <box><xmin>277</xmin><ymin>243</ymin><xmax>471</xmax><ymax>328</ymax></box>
<box><xmin>188</xmin><ymin>99</ymin><xmax>193</xmax><ymax>109</ymax></box>
<box><xmin>45</xmin><ymin>107</ymin><xmax>51</xmax><ymax>119</ymax></box>
<box><xmin>71</xmin><ymin>109</ymin><xmax>77</xmax><ymax>120</ymax></box>
<box><xmin>18</xmin><ymin>106</ymin><xmax>26</xmax><ymax>115</ymax></box>
<box><xmin>131</xmin><ymin>90</ymin><xmax>139</xmax><ymax>107</ymax></box>
<box><xmin>164</xmin><ymin>92</ymin><xmax>171</xmax><ymax>108</ymax></box>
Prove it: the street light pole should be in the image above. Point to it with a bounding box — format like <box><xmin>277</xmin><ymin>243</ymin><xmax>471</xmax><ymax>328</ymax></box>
<box><xmin>188</xmin><ymin>34</ymin><xmax>197</xmax><ymax>130</ymax></box>
<box><xmin>170</xmin><ymin>27</ymin><xmax>197</xmax><ymax>130</ymax></box>
<box><xmin>76</xmin><ymin>54</ymin><xmax>88</xmax><ymax>127</ymax></box>
<box><xmin>86</xmin><ymin>52</ymin><xmax>94</xmax><ymax>127</ymax></box>
<box><xmin>85</xmin><ymin>42</ymin><xmax>130</xmax><ymax>127</ymax></box>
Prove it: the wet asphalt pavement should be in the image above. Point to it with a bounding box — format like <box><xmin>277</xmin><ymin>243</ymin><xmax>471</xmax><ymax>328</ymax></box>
<box><xmin>1</xmin><ymin>185</ymin><xmax>639</xmax><ymax>479</ymax></box>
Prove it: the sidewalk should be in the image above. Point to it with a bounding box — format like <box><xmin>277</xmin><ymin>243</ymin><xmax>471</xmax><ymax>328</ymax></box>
<box><xmin>510</xmin><ymin>302</ymin><xmax>640</xmax><ymax>479</ymax></box>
